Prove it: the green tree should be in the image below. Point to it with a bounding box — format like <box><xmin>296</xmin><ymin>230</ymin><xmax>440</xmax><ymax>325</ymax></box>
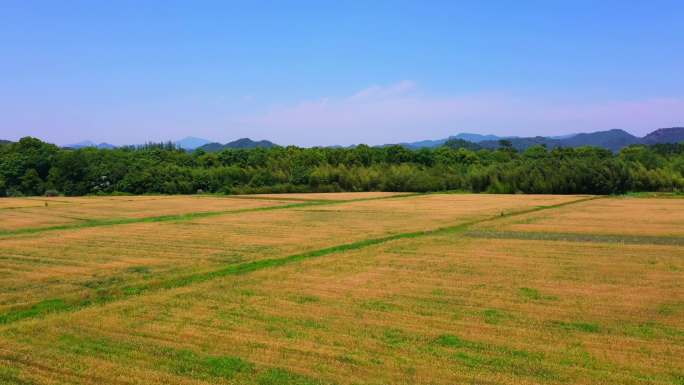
<box><xmin>20</xmin><ymin>168</ymin><xmax>44</xmax><ymax>195</ymax></box>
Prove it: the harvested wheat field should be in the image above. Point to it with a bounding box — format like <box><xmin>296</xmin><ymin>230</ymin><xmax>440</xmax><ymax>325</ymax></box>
<box><xmin>475</xmin><ymin>196</ymin><xmax>684</xmax><ymax>237</ymax></box>
<box><xmin>0</xmin><ymin>193</ymin><xmax>682</xmax><ymax>385</ymax></box>
<box><xmin>0</xmin><ymin>195</ymin><xmax>293</xmax><ymax>233</ymax></box>
<box><xmin>243</xmin><ymin>192</ymin><xmax>407</xmax><ymax>201</ymax></box>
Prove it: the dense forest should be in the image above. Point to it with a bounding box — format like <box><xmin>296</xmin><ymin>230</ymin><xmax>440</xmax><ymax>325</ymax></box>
<box><xmin>1</xmin><ymin>137</ymin><xmax>683</xmax><ymax>196</ymax></box>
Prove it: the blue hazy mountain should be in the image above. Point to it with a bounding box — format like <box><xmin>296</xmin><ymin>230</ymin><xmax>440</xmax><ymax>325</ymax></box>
<box><xmin>65</xmin><ymin>140</ymin><xmax>116</xmax><ymax>149</ymax></box>
<box><xmin>387</xmin><ymin>128</ymin><xmax>684</xmax><ymax>151</ymax></box>
<box><xmin>477</xmin><ymin>129</ymin><xmax>664</xmax><ymax>152</ymax></box>
<box><xmin>198</xmin><ymin>138</ymin><xmax>278</xmax><ymax>151</ymax></box>
<box><xmin>395</xmin><ymin>133</ymin><xmax>505</xmax><ymax>149</ymax></box>
<box><xmin>174</xmin><ymin>137</ymin><xmax>212</xmax><ymax>150</ymax></box>
<box><xmin>641</xmin><ymin>127</ymin><xmax>684</xmax><ymax>145</ymax></box>
<box><xmin>60</xmin><ymin>127</ymin><xmax>684</xmax><ymax>153</ymax></box>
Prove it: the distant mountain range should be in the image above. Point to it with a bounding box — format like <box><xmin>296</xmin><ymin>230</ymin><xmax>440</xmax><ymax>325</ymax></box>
<box><xmin>65</xmin><ymin>140</ymin><xmax>117</xmax><ymax>149</ymax></box>
<box><xmin>396</xmin><ymin>127</ymin><xmax>684</xmax><ymax>152</ymax></box>
<box><xmin>395</xmin><ymin>133</ymin><xmax>504</xmax><ymax>148</ymax></box>
<box><xmin>642</xmin><ymin>127</ymin><xmax>684</xmax><ymax>145</ymax></box>
<box><xmin>174</xmin><ymin>137</ymin><xmax>212</xmax><ymax>150</ymax></box>
<box><xmin>177</xmin><ymin>137</ymin><xmax>278</xmax><ymax>151</ymax></box>
<box><xmin>477</xmin><ymin>127</ymin><xmax>684</xmax><ymax>152</ymax></box>
<box><xmin>64</xmin><ymin>137</ymin><xmax>213</xmax><ymax>150</ymax></box>
<box><xmin>59</xmin><ymin>137</ymin><xmax>277</xmax><ymax>151</ymax></box>
<box><xmin>198</xmin><ymin>138</ymin><xmax>277</xmax><ymax>151</ymax></box>
<box><xmin>8</xmin><ymin>127</ymin><xmax>683</xmax><ymax>153</ymax></box>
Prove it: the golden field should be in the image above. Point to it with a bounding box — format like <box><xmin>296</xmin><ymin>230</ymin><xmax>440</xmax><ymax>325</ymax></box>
<box><xmin>477</xmin><ymin>196</ymin><xmax>684</xmax><ymax>237</ymax></box>
<box><xmin>245</xmin><ymin>192</ymin><xmax>405</xmax><ymax>201</ymax></box>
<box><xmin>0</xmin><ymin>195</ymin><xmax>291</xmax><ymax>232</ymax></box>
<box><xmin>0</xmin><ymin>193</ymin><xmax>682</xmax><ymax>385</ymax></box>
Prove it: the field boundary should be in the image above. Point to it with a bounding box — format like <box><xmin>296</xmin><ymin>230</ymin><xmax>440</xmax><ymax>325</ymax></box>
<box><xmin>465</xmin><ymin>230</ymin><xmax>684</xmax><ymax>246</ymax></box>
<box><xmin>0</xmin><ymin>195</ymin><xmax>599</xmax><ymax>326</ymax></box>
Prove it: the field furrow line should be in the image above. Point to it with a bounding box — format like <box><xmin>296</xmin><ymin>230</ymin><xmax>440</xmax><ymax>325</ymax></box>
<box><xmin>465</xmin><ymin>230</ymin><xmax>684</xmax><ymax>246</ymax></box>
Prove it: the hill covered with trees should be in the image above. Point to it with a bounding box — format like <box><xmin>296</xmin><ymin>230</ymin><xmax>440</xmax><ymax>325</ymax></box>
<box><xmin>394</xmin><ymin>127</ymin><xmax>684</xmax><ymax>152</ymax></box>
<box><xmin>198</xmin><ymin>138</ymin><xmax>277</xmax><ymax>152</ymax></box>
<box><xmin>1</xmin><ymin>137</ymin><xmax>683</xmax><ymax>196</ymax></box>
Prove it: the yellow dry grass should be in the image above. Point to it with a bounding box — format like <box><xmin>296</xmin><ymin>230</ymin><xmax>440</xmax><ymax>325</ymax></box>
<box><xmin>297</xmin><ymin>194</ymin><xmax>586</xmax><ymax>225</ymax></box>
<box><xmin>478</xmin><ymin>196</ymin><xmax>684</xmax><ymax>237</ymax></box>
<box><xmin>0</xmin><ymin>193</ymin><xmax>681</xmax><ymax>385</ymax></box>
<box><xmin>0</xmin><ymin>195</ymin><xmax>286</xmax><ymax>231</ymax></box>
<box><xmin>241</xmin><ymin>191</ymin><xmax>405</xmax><ymax>201</ymax></box>
<box><xmin>2</xmin><ymin>234</ymin><xmax>681</xmax><ymax>385</ymax></box>
<box><xmin>0</xmin><ymin>194</ymin><xmax>583</xmax><ymax>312</ymax></box>
<box><xmin>0</xmin><ymin>198</ymin><xmax>69</xmax><ymax>209</ymax></box>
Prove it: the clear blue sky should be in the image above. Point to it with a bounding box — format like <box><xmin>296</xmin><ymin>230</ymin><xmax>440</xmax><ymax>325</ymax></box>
<box><xmin>1</xmin><ymin>0</ymin><xmax>683</xmax><ymax>146</ymax></box>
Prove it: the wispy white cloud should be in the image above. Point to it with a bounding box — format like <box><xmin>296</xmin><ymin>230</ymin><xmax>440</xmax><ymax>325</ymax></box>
<box><xmin>348</xmin><ymin>80</ymin><xmax>417</xmax><ymax>102</ymax></box>
<box><xmin>235</xmin><ymin>81</ymin><xmax>683</xmax><ymax>146</ymax></box>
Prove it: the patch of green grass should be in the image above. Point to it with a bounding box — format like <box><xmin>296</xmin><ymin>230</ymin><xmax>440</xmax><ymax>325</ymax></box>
<box><xmin>292</xmin><ymin>295</ymin><xmax>320</xmax><ymax>304</ymax></box>
<box><xmin>518</xmin><ymin>287</ymin><xmax>558</xmax><ymax>301</ymax></box>
<box><xmin>619</xmin><ymin>321</ymin><xmax>684</xmax><ymax>339</ymax></box>
<box><xmin>519</xmin><ymin>287</ymin><xmax>541</xmax><ymax>300</ymax></box>
<box><xmin>670</xmin><ymin>372</ymin><xmax>684</xmax><ymax>385</ymax></box>
<box><xmin>238</xmin><ymin>288</ymin><xmax>258</xmax><ymax>297</ymax></box>
<box><xmin>658</xmin><ymin>302</ymin><xmax>684</xmax><ymax>316</ymax></box>
<box><xmin>667</xmin><ymin>263</ymin><xmax>682</xmax><ymax>272</ymax></box>
<box><xmin>122</xmin><ymin>285</ymin><xmax>150</xmax><ymax>296</ymax></box>
<box><xmin>299</xmin><ymin>318</ymin><xmax>326</xmax><ymax>330</ymax></box>
<box><xmin>337</xmin><ymin>354</ymin><xmax>359</xmax><ymax>365</ymax></box>
<box><xmin>58</xmin><ymin>334</ymin><xmax>255</xmax><ymax>381</ymax></box>
<box><xmin>482</xmin><ymin>308</ymin><xmax>510</xmax><ymax>324</ymax></box>
<box><xmin>0</xmin><ymin>299</ymin><xmax>69</xmax><ymax>324</ymax></box>
<box><xmin>622</xmin><ymin>192</ymin><xmax>684</xmax><ymax>199</ymax></box>
<box><xmin>82</xmin><ymin>276</ymin><xmax>124</xmax><ymax>289</ymax></box>
<box><xmin>172</xmin><ymin>349</ymin><xmax>254</xmax><ymax>379</ymax></box>
<box><xmin>437</xmin><ymin>336</ymin><xmax>557</xmax><ymax>380</ymax></box>
<box><xmin>257</xmin><ymin>368</ymin><xmax>325</xmax><ymax>385</ymax></box>
<box><xmin>466</xmin><ymin>230</ymin><xmax>684</xmax><ymax>246</ymax></box>
<box><xmin>559</xmin><ymin>343</ymin><xmax>600</xmax><ymax>370</ymax></box>
<box><xmin>58</xmin><ymin>334</ymin><xmax>131</xmax><ymax>358</ymax></box>
<box><xmin>382</xmin><ymin>328</ymin><xmax>409</xmax><ymax>347</ymax></box>
<box><xmin>361</xmin><ymin>300</ymin><xmax>398</xmax><ymax>312</ymax></box>
<box><xmin>551</xmin><ymin>320</ymin><xmax>601</xmax><ymax>333</ymax></box>
<box><xmin>434</xmin><ymin>334</ymin><xmax>476</xmax><ymax>349</ymax></box>
<box><xmin>452</xmin><ymin>351</ymin><xmax>485</xmax><ymax>368</ymax></box>
<box><xmin>126</xmin><ymin>266</ymin><xmax>151</xmax><ymax>275</ymax></box>
<box><xmin>0</xmin><ymin>366</ymin><xmax>33</xmax><ymax>385</ymax></box>
<box><xmin>264</xmin><ymin>323</ymin><xmax>301</xmax><ymax>339</ymax></box>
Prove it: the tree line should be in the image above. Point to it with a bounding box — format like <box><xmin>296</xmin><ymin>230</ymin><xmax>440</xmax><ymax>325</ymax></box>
<box><xmin>1</xmin><ymin>137</ymin><xmax>683</xmax><ymax>196</ymax></box>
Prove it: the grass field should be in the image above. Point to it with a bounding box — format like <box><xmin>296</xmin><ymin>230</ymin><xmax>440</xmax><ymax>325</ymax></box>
<box><xmin>0</xmin><ymin>195</ymin><xmax>295</xmax><ymax>232</ymax></box>
<box><xmin>0</xmin><ymin>193</ymin><xmax>682</xmax><ymax>384</ymax></box>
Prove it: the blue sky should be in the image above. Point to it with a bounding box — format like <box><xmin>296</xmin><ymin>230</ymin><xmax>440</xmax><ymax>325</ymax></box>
<box><xmin>1</xmin><ymin>0</ymin><xmax>683</xmax><ymax>146</ymax></box>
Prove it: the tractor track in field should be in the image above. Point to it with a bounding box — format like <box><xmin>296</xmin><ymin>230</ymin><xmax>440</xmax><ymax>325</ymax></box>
<box><xmin>465</xmin><ymin>229</ymin><xmax>684</xmax><ymax>246</ymax></box>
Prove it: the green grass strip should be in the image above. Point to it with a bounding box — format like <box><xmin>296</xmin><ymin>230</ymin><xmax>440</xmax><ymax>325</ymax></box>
<box><xmin>621</xmin><ymin>191</ymin><xmax>684</xmax><ymax>199</ymax></box>
<box><xmin>465</xmin><ymin>230</ymin><xmax>684</xmax><ymax>246</ymax></box>
<box><xmin>210</xmin><ymin>194</ymin><xmax>337</xmax><ymax>203</ymax></box>
<box><xmin>0</xmin><ymin>193</ymin><xmax>422</xmax><ymax>238</ymax></box>
<box><xmin>0</xmin><ymin>196</ymin><xmax>598</xmax><ymax>325</ymax></box>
